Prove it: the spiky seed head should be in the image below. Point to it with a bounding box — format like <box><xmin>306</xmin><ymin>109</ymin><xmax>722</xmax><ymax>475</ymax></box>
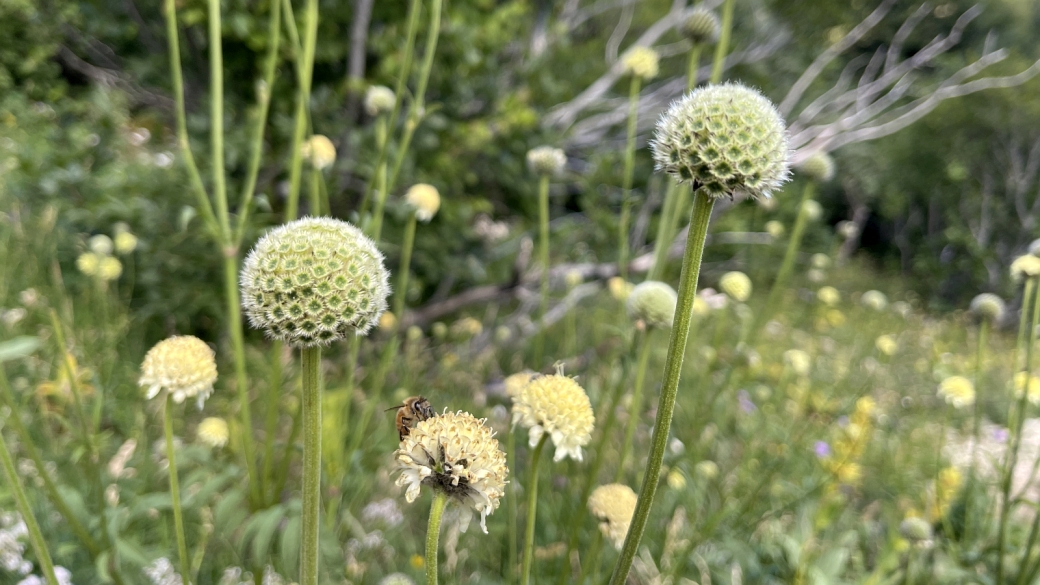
<box><xmin>302</xmin><ymin>135</ymin><xmax>337</xmax><ymax>170</ymax></box>
<box><xmin>650</xmin><ymin>83</ymin><xmax>790</xmax><ymax>200</ymax></box>
<box><xmin>197</xmin><ymin>417</ymin><xmax>230</xmax><ymax>448</ymax></box>
<box><xmin>626</xmin><ymin>281</ymin><xmax>678</xmax><ymax>329</ymax></box>
<box><xmin>511</xmin><ymin>374</ymin><xmax>595</xmax><ymax>462</ymax></box>
<box><xmin>240</xmin><ymin>217</ymin><xmax>390</xmax><ymax>347</ymax></box>
<box><xmin>937</xmin><ymin>376</ymin><xmax>975</xmax><ymax>409</ymax></box>
<box><xmin>798</xmin><ymin>152</ymin><xmax>836</xmax><ymax>182</ymax></box>
<box><xmin>139</xmin><ymin>335</ymin><xmax>218</xmax><ymax>408</ymax></box>
<box><xmin>394</xmin><ymin>410</ymin><xmax>508</xmax><ymax>533</ymax></box>
<box><xmin>587</xmin><ymin>484</ymin><xmax>638</xmax><ymax>550</ymax></box>
<box><xmin>621</xmin><ymin>46</ymin><xmax>660</xmax><ymax>80</ymax></box>
<box><xmin>89</xmin><ymin>234</ymin><xmax>113</xmax><ymax>255</ymax></box>
<box><xmin>526</xmin><ymin>146</ymin><xmax>567</xmax><ymax>177</ymax></box>
<box><xmin>764</xmin><ymin>220</ymin><xmax>785</xmax><ymax>238</ymax></box>
<box><xmin>679</xmin><ymin>7</ymin><xmax>721</xmax><ymax>45</ymax></box>
<box><xmin>969</xmin><ymin>293</ymin><xmax>1005</xmax><ymax>323</ymax></box>
<box><xmin>861</xmin><ymin>290</ymin><xmax>888</xmax><ymax>311</ymax></box>
<box><xmin>801</xmin><ymin>199</ymin><xmax>823</xmax><ymax>221</ymax></box>
<box><xmin>405</xmin><ymin>183</ymin><xmax>441</xmax><ymax>222</ymax></box>
<box><xmin>1011</xmin><ymin>254</ymin><xmax>1040</xmax><ymax>282</ymax></box>
<box><xmin>365</xmin><ymin>85</ymin><xmax>396</xmax><ymax>117</ymax></box>
<box><xmin>719</xmin><ymin>271</ymin><xmax>752</xmax><ymax>302</ymax></box>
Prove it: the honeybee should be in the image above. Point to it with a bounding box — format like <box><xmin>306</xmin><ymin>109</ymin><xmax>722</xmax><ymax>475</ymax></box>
<box><xmin>387</xmin><ymin>396</ymin><xmax>436</xmax><ymax>441</ymax></box>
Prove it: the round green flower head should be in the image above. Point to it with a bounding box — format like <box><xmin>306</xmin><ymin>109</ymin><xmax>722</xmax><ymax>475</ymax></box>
<box><xmin>900</xmin><ymin>517</ymin><xmax>933</xmax><ymax>542</ymax></box>
<box><xmin>719</xmin><ymin>271</ymin><xmax>752</xmax><ymax>302</ymax></box>
<box><xmin>622</xmin><ymin>46</ymin><xmax>659</xmax><ymax>80</ymax></box>
<box><xmin>626</xmin><ymin>280</ymin><xmax>678</xmax><ymax>329</ymax></box>
<box><xmin>240</xmin><ymin>217</ymin><xmax>390</xmax><ymax>347</ymax></box>
<box><xmin>680</xmin><ymin>7</ymin><xmax>721</xmax><ymax>45</ymax></box>
<box><xmin>526</xmin><ymin>146</ymin><xmax>567</xmax><ymax>177</ymax></box>
<box><xmin>969</xmin><ymin>293</ymin><xmax>1005</xmax><ymax>323</ymax></box>
<box><xmin>798</xmin><ymin>151</ymin><xmax>835</xmax><ymax>182</ymax></box>
<box><xmin>651</xmin><ymin>83</ymin><xmax>790</xmax><ymax>200</ymax></box>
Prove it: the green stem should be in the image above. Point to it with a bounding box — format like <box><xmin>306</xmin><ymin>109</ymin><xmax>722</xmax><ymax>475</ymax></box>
<box><xmin>425</xmin><ymin>491</ymin><xmax>449</xmax><ymax>585</ymax></box>
<box><xmin>224</xmin><ymin>255</ymin><xmax>262</xmax><ymax>506</ymax></box>
<box><xmin>507</xmin><ymin>426</ymin><xmax>518</xmax><ymax>585</ymax></box>
<box><xmin>164</xmin><ymin>395</ymin><xmax>191</xmax><ymax>585</ymax></box>
<box><xmin>618</xmin><ymin>75</ymin><xmax>642</xmax><ymax>281</ymax></box>
<box><xmin>0</xmin><ymin>422</ymin><xmax>58</xmax><ymax>585</ymax></box>
<box><xmin>649</xmin><ymin>182</ymin><xmax>680</xmax><ymax>281</ymax></box>
<box><xmin>285</xmin><ymin>0</ymin><xmax>319</xmax><ymax>221</ymax></box>
<box><xmin>387</xmin><ymin>0</ymin><xmax>444</xmax><ymax>195</ymax></box>
<box><xmin>520</xmin><ymin>434</ymin><xmax>549</xmax><ymax>585</ymax></box>
<box><xmin>534</xmin><ymin>174</ymin><xmax>551</xmax><ymax>367</ymax></box>
<box><xmin>965</xmin><ymin>321</ymin><xmax>987</xmax><ymax>541</ymax></box>
<box><xmin>998</xmin><ymin>276</ymin><xmax>1038</xmax><ymax>584</ymax></box>
<box><xmin>616</xmin><ymin>329</ymin><xmax>653</xmax><ymax>483</ymax></box>
<box><xmin>709</xmin><ymin>0</ymin><xmax>735</xmax><ymax>84</ymax></box>
<box><xmin>208</xmin><ymin>0</ymin><xmax>230</xmax><ymax>242</ymax></box>
<box><xmin>394</xmin><ymin>212</ymin><xmax>419</xmax><ymax>322</ymax></box>
<box><xmin>48</xmin><ymin>310</ymin><xmax>92</xmax><ymax>445</ymax></box>
<box><xmin>756</xmin><ymin>182</ymin><xmax>814</xmax><ymax>333</ymax></box>
<box><xmin>369</xmin><ymin>120</ymin><xmax>391</xmax><ymax>241</ymax></box>
<box><xmin>162</xmin><ymin>0</ymin><xmax>220</xmax><ymax>239</ymax></box>
<box><xmin>608</xmin><ymin>189</ymin><xmax>715</xmax><ymax>585</ymax></box>
<box><xmin>685</xmin><ymin>44</ymin><xmax>703</xmax><ymax>92</ymax></box>
<box><xmin>262</xmin><ymin>340</ymin><xmax>284</xmax><ymax>505</ymax></box>
<box><xmin>0</xmin><ymin>369</ymin><xmax>100</xmax><ymax>556</ymax></box>
<box><xmin>233</xmin><ymin>0</ymin><xmax>282</xmax><ymax>246</ymax></box>
<box><xmin>301</xmin><ymin>346</ymin><xmax>322</xmax><ymax>585</ymax></box>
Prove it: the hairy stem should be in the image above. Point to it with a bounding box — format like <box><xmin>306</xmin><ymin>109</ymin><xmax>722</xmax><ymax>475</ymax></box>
<box><xmin>284</xmin><ymin>0</ymin><xmax>319</xmax><ymax>220</ymax></box>
<box><xmin>618</xmin><ymin>75</ymin><xmax>643</xmax><ymax>280</ymax></box>
<box><xmin>534</xmin><ymin>174</ymin><xmax>552</xmax><ymax>366</ymax></box>
<box><xmin>425</xmin><ymin>491</ymin><xmax>449</xmax><ymax>585</ymax></box>
<box><xmin>617</xmin><ymin>329</ymin><xmax>653</xmax><ymax>482</ymax></box>
<box><xmin>300</xmin><ymin>346</ymin><xmax>323</xmax><ymax>585</ymax></box>
<box><xmin>164</xmin><ymin>396</ymin><xmax>191</xmax><ymax>584</ymax></box>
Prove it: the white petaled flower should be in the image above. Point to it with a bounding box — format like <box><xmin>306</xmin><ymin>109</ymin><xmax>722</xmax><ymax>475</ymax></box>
<box><xmin>526</xmin><ymin>146</ymin><xmax>567</xmax><ymax>177</ymax></box>
<box><xmin>240</xmin><ymin>217</ymin><xmax>391</xmax><ymax>346</ymax></box>
<box><xmin>139</xmin><ymin>336</ymin><xmax>218</xmax><ymax>408</ymax></box>
<box><xmin>405</xmin><ymin>183</ymin><xmax>441</xmax><ymax>222</ymax></box>
<box><xmin>143</xmin><ymin>557</ymin><xmax>182</xmax><ymax>585</ymax></box>
<box><xmin>587</xmin><ymin>484</ymin><xmax>638</xmax><ymax>550</ymax></box>
<box><xmin>197</xmin><ymin>417</ymin><xmax>230</xmax><ymax>448</ymax></box>
<box><xmin>511</xmin><ymin>373</ymin><xmax>595</xmax><ymax>462</ymax></box>
<box><xmin>394</xmin><ymin>410</ymin><xmax>508</xmax><ymax>534</ymax></box>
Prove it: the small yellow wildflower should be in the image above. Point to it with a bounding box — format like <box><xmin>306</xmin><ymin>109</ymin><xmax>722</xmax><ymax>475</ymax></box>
<box><xmin>875</xmin><ymin>335</ymin><xmax>897</xmax><ymax>356</ymax></box>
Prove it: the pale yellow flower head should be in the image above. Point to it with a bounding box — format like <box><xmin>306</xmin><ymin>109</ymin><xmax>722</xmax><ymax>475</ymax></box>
<box><xmin>114</xmin><ymin>231</ymin><xmax>138</xmax><ymax>254</ymax></box>
<box><xmin>364</xmin><ymin>85</ymin><xmax>396</xmax><ymax>117</ymax></box>
<box><xmin>695</xmin><ymin>460</ymin><xmax>719</xmax><ymax>479</ymax></box>
<box><xmin>378</xmin><ymin>311</ymin><xmax>398</xmax><ymax>331</ymax></box>
<box><xmin>875</xmin><ymin>334</ymin><xmax>898</xmax><ymax>356</ymax></box>
<box><xmin>1014</xmin><ymin>372</ymin><xmax>1040</xmax><ymax>405</ymax></box>
<box><xmin>801</xmin><ymin>199</ymin><xmax>823</xmax><ymax>222</ymax></box>
<box><xmin>587</xmin><ymin>484</ymin><xmax>638</xmax><ymax>550</ymax></box>
<box><xmin>511</xmin><ymin>373</ymin><xmax>595</xmax><ymax>462</ymax></box>
<box><xmin>139</xmin><ymin>336</ymin><xmax>218</xmax><ymax>408</ymax></box>
<box><xmin>810</xmin><ymin>253</ymin><xmax>831</xmax><ymax>270</ymax></box>
<box><xmin>394</xmin><ymin>410</ymin><xmax>508</xmax><ymax>533</ymax></box>
<box><xmin>405</xmin><ymin>183</ymin><xmax>441</xmax><ymax>222</ymax></box>
<box><xmin>719</xmin><ymin>271</ymin><xmax>752</xmax><ymax>302</ymax></box>
<box><xmin>764</xmin><ymin>220</ymin><xmax>785</xmax><ymax>238</ymax></box>
<box><xmin>1012</xmin><ymin>254</ymin><xmax>1040</xmax><ymax>282</ymax></box>
<box><xmin>302</xmin><ymin>135</ymin><xmax>337</xmax><ymax>170</ymax></box>
<box><xmin>607</xmin><ymin>277</ymin><xmax>633</xmax><ymax>301</ymax></box>
<box><xmin>783</xmin><ymin>349</ymin><xmax>811</xmax><ymax>377</ymax></box>
<box><xmin>626</xmin><ymin>281</ymin><xmax>677</xmax><ymax>329</ymax></box>
<box><xmin>817</xmin><ymin>286</ymin><xmax>840</xmax><ymax>306</ymax></box>
<box><xmin>621</xmin><ymin>46</ymin><xmax>659</xmax><ymax>80</ymax></box>
<box><xmin>969</xmin><ymin>293</ymin><xmax>1005</xmax><ymax>323</ymax></box>
<box><xmin>98</xmin><ymin>257</ymin><xmax>123</xmax><ymax>281</ymax></box>
<box><xmin>197</xmin><ymin>417</ymin><xmax>230</xmax><ymax>448</ymax></box>
<box><xmin>503</xmin><ymin>371</ymin><xmax>536</xmax><ymax>399</ymax></box>
<box><xmin>937</xmin><ymin>376</ymin><xmax>975</xmax><ymax>408</ymax></box>
<box><xmin>76</xmin><ymin>252</ymin><xmax>101</xmax><ymax>276</ymax></box>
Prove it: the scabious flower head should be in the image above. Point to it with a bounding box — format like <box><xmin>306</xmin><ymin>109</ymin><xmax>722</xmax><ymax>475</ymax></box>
<box><xmin>89</xmin><ymin>234</ymin><xmax>114</xmax><ymax>255</ymax></box>
<box><xmin>405</xmin><ymin>183</ymin><xmax>441</xmax><ymax>222</ymax></box>
<box><xmin>861</xmin><ymin>290</ymin><xmax>888</xmax><ymax>311</ymax></box>
<box><xmin>719</xmin><ymin>271</ymin><xmax>752</xmax><ymax>302</ymax></box>
<box><xmin>798</xmin><ymin>152</ymin><xmax>836</xmax><ymax>182</ymax></box>
<box><xmin>526</xmin><ymin>146</ymin><xmax>567</xmax><ymax>177</ymax></box>
<box><xmin>650</xmin><ymin>83</ymin><xmax>790</xmax><ymax>200</ymax></box>
<box><xmin>801</xmin><ymin>199</ymin><xmax>823</xmax><ymax>221</ymax></box>
<box><xmin>817</xmin><ymin>286</ymin><xmax>841</xmax><ymax>306</ymax></box>
<box><xmin>875</xmin><ymin>334</ymin><xmax>898</xmax><ymax>356</ymax></box>
<box><xmin>607</xmin><ymin>276</ymin><xmax>633</xmax><ymax>301</ymax></box>
<box><xmin>378</xmin><ymin>311</ymin><xmax>398</xmax><ymax>332</ymax></box>
<box><xmin>587</xmin><ymin>484</ymin><xmax>638</xmax><ymax>550</ymax></box>
<box><xmin>836</xmin><ymin>220</ymin><xmax>859</xmax><ymax>239</ymax></box>
<box><xmin>139</xmin><ymin>336</ymin><xmax>218</xmax><ymax>408</ymax></box>
<box><xmin>197</xmin><ymin>417</ymin><xmax>230</xmax><ymax>448</ymax></box>
<box><xmin>511</xmin><ymin>373</ymin><xmax>595</xmax><ymax>462</ymax></box>
<box><xmin>503</xmin><ymin>371</ymin><xmax>536</xmax><ymax>399</ymax></box>
<box><xmin>764</xmin><ymin>220</ymin><xmax>784</xmax><ymax>238</ymax></box>
<box><xmin>394</xmin><ymin>410</ymin><xmax>508</xmax><ymax>534</ymax></box>
<box><xmin>302</xmin><ymin>135</ymin><xmax>336</xmax><ymax>170</ymax></box>
<box><xmin>365</xmin><ymin>85</ymin><xmax>396</xmax><ymax>116</ymax></box>
<box><xmin>621</xmin><ymin>46</ymin><xmax>659</xmax><ymax>80</ymax></box>
<box><xmin>114</xmin><ymin>231</ymin><xmax>138</xmax><ymax>254</ymax></box>
<box><xmin>1011</xmin><ymin>254</ymin><xmax>1040</xmax><ymax>282</ymax></box>
<box><xmin>937</xmin><ymin>376</ymin><xmax>975</xmax><ymax>409</ymax></box>
<box><xmin>626</xmin><ymin>281</ymin><xmax>677</xmax><ymax>329</ymax></box>
<box><xmin>1014</xmin><ymin>372</ymin><xmax>1040</xmax><ymax>405</ymax></box>
<box><xmin>98</xmin><ymin>257</ymin><xmax>123</xmax><ymax>281</ymax></box>
<box><xmin>76</xmin><ymin>252</ymin><xmax>101</xmax><ymax>276</ymax></box>
<box><xmin>783</xmin><ymin>349</ymin><xmax>811</xmax><ymax>377</ymax></box>
<box><xmin>679</xmin><ymin>7</ymin><xmax>721</xmax><ymax>45</ymax></box>
<box><xmin>240</xmin><ymin>217</ymin><xmax>390</xmax><ymax>347</ymax></box>
<box><xmin>969</xmin><ymin>293</ymin><xmax>1005</xmax><ymax>323</ymax></box>
<box><xmin>695</xmin><ymin>460</ymin><xmax>719</xmax><ymax>479</ymax></box>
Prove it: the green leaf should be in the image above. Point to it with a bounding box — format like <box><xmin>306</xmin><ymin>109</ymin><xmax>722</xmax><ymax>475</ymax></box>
<box><xmin>279</xmin><ymin>514</ymin><xmax>301</xmax><ymax>577</ymax></box>
<box><xmin>0</xmin><ymin>336</ymin><xmax>41</xmax><ymax>362</ymax></box>
<box><xmin>250</xmin><ymin>504</ymin><xmax>286</xmax><ymax>559</ymax></box>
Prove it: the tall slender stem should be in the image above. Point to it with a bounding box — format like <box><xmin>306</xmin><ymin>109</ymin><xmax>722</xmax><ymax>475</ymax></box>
<box><xmin>394</xmin><ymin>212</ymin><xmax>419</xmax><ymax>322</ymax></box>
<box><xmin>506</xmin><ymin>426</ymin><xmax>519</xmax><ymax>585</ymax></box>
<box><xmin>534</xmin><ymin>174</ymin><xmax>551</xmax><ymax>367</ymax></box>
<box><xmin>649</xmin><ymin>182</ymin><xmax>680</xmax><ymax>281</ymax></box>
<box><xmin>208</xmin><ymin>0</ymin><xmax>230</xmax><ymax>243</ymax></box>
<box><xmin>520</xmin><ymin>434</ymin><xmax>549</xmax><ymax>585</ymax></box>
<box><xmin>685</xmin><ymin>44</ymin><xmax>703</xmax><ymax>92</ymax></box>
<box><xmin>285</xmin><ymin>0</ymin><xmax>319</xmax><ymax>221</ymax></box>
<box><xmin>300</xmin><ymin>346</ymin><xmax>323</xmax><ymax>585</ymax></box>
<box><xmin>224</xmin><ymin>255</ymin><xmax>262</xmax><ymax>505</ymax></box>
<box><xmin>164</xmin><ymin>395</ymin><xmax>191</xmax><ymax>585</ymax></box>
<box><xmin>618</xmin><ymin>75</ymin><xmax>642</xmax><ymax>280</ymax></box>
<box><xmin>425</xmin><ymin>491</ymin><xmax>449</xmax><ymax>585</ymax></box>
<box><xmin>608</xmin><ymin>189</ymin><xmax>715</xmax><ymax>585</ymax></box>
<box><xmin>0</xmin><ymin>422</ymin><xmax>58</xmax><ymax>585</ymax></box>
<box><xmin>262</xmin><ymin>340</ymin><xmax>284</xmax><ymax>506</ymax></box>
<box><xmin>616</xmin><ymin>329</ymin><xmax>652</xmax><ymax>482</ymax></box>
<box><xmin>965</xmin><ymin>320</ymin><xmax>987</xmax><ymax>540</ymax></box>
<box><xmin>709</xmin><ymin>0</ymin><xmax>735</xmax><ymax>84</ymax></box>
<box><xmin>755</xmin><ymin>182</ymin><xmax>814</xmax><ymax>333</ymax></box>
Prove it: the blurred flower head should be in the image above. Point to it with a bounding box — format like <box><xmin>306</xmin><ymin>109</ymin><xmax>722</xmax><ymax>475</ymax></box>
<box><xmin>197</xmin><ymin>417</ymin><xmax>230</xmax><ymax>448</ymax></box>
<box><xmin>810</xmin><ymin>253</ymin><xmax>831</xmax><ymax>270</ymax></box>
<box><xmin>937</xmin><ymin>376</ymin><xmax>975</xmax><ymax>409</ymax></box>
<box><xmin>1011</xmin><ymin>254</ymin><xmax>1040</xmax><ymax>282</ymax></box>
<box><xmin>969</xmin><ymin>293</ymin><xmax>1005</xmax><ymax>323</ymax></box>
<box><xmin>875</xmin><ymin>334</ymin><xmax>898</xmax><ymax>356</ymax></box>
<box><xmin>719</xmin><ymin>271</ymin><xmax>752</xmax><ymax>302</ymax></box>
<box><xmin>114</xmin><ymin>231</ymin><xmax>138</xmax><ymax>254</ymax></box>
<box><xmin>801</xmin><ymin>199</ymin><xmax>823</xmax><ymax>222</ymax></box>
<box><xmin>607</xmin><ymin>276</ymin><xmax>634</xmax><ymax>301</ymax></box>
<box><xmin>76</xmin><ymin>252</ymin><xmax>101</xmax><ymax>276</ymax></box>
<box><xmin>302</xmin><ymin>135</ymin><xmax>336</xmax><ymax>170</ymax></box>
<box><xmin>798</xmin><ymin>152</ymin><xmax>836</xmax><ymax>182</ymax></box>
<box><xmin>503</xmin><ymin>371</ymin><xmax>536</xmax><ymax>399</ymax></box>
<box><xmin>783</xmin><ymin>349</ymin><xmax>811</xmax><ymax>377</ymax></box>
<box><xmin>679</xmin><ymin>7</ymin><xmax>721</xmax><ymax>45</ymax></box>
<box><xmin>860</xmin><ymin>290</ymin><xmax>888</xmax><ymax>311</ymax></box>
<box><xmin>511</xmin><ymin>372</ymin><xmax>595</xmax><ymax>462</ymax></box>
<box><xmin>1014</xmin><ymin>371</ymin><xmax>1040</xmax><ymax>405</ymax></box>
<box><xmin>405</xmin><ymin>183</ymin><xmax>441</xmax><ymax>222</ymax></box>
<box><xmin>378</xmin><ymin>311</ymin><xmax>398</xmax><ymax>332</ymax></box>
<box><xmin>89</xmin><ymin>234</ymin><xmax>113</xmax><ymax>255</ymax></box>
<box><xmin>695</xmin><ymin>460</ymin><xmax>719</xmax><ymax>479</ymax></box>
<box><xmin>626</xmin><ymin>281</ymin><xmax>678</xmax><ymax>329</ymax></box>
<box><xmin>587</xmin><ymin>483</ymin><xmax>638</xmax><ymax>550</ymax></box>
<box><xmin>764</xmin><ymin>220</ymin><xmax>785</xmax><ymax>238</ymax></box>
<box><xmin>836</xmin><ymin>220</ymin><xmax>859</xmax><ymax>240</ymax></box>
<box><xmin>139</xmin><ymin>336</ymin><xmax>218</xmax><ymax>408</ymax></box>
<box><xmin>526</xmin><ymin>146</ymin><xmax>567</xmax><ymax>177</ymax></box>
<box><xmin>364</xmin><ymin>85</ymin><xmax>396</xmax><ymax>117</ymax></box>
<box><xmin>97</xmin><ymin>257</ymin><xmax>123</xmax><ymax>281</ymax></box>
<box><xmin>816</xmin><ymin>286</ymin><xmax>840</xmax><ymax>306</ymax></box>
<box><xmin>621</xmin><ymin>46</ymin><xmax>659</xmax><ymax>80</ymax></box>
